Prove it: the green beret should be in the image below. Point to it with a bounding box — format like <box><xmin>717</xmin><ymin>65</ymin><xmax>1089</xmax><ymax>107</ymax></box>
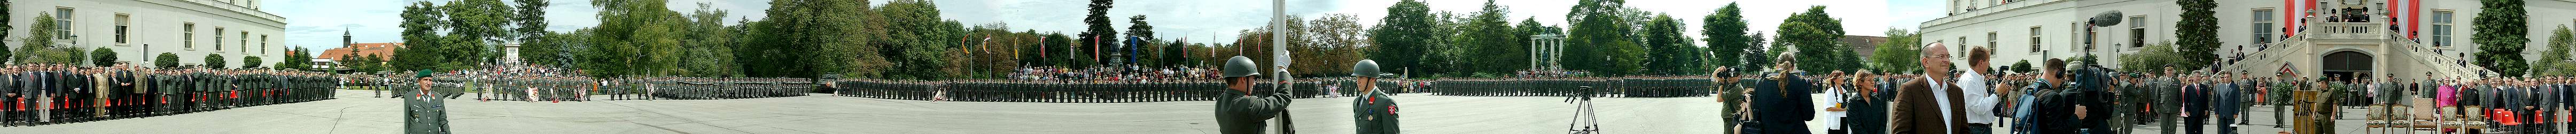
<box><xmin>416</xmin><ymin>69</ymin><xmax>434</xmax><ymax>78</ymax></box>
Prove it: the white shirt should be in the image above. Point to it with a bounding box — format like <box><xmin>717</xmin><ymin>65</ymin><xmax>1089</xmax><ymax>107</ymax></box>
<box><xmin>1923</xmin><ymin>75</ymin><xmax>1958</xmax><ymax>131</ymax></box>
<box><xmin>1959</xmin><ymin>70</ymin><xmax>1997</xmax><ymax>124</ymax></box>
<box><xmin>1822</xmin><ymin>86</ymin><xmax>1848</xmax><ymax>130</ymax></box>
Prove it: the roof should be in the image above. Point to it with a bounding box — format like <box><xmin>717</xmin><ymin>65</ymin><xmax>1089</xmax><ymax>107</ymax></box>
<box><xmin>1840</xmin><ymin>35</ymin><xmax>1890</xmax><ymax>58</ymax></box>
<box><xmin>318</xmin><ymin>42</ymin><xmax>404</xmax><ymax>61</ymax></box>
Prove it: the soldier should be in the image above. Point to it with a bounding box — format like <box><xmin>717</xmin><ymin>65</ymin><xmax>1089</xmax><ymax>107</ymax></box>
<box><xmin>1348</xmin><ymin>59</ymin><xmax>1399</xmax><ymax>134</ymax></box>
<box><xmin>2153</xmin><ymin>66</ymin><xmax>2181</xmax><ymax>134</ymax></box>
<box><xmin>1215</xmin><ymin>56</ymin><xmax>1290</xmax><ymax>133</ymax></box>
<box><xmin>405</xmin><ymin>70</ymin><xmax>450</xmax><ymax>133</ymax></box>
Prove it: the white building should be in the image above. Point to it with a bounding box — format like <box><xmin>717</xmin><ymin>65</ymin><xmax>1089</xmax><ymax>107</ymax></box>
<box><xmin>1920</xmin><ymin>0</ymin><xmax>2576</xmax><ymax>80</ymax></box>
<box><xmin>6</xmin><ymin>0</ymin><xmax>285</xmax><ymax>68</ymax></box>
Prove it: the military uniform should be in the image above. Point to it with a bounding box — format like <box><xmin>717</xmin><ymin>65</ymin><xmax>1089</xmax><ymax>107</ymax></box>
<box><xmin>1347</xmin><ymin>59</ymin><xmax>1398</xmax><ymax>133</ymax></box>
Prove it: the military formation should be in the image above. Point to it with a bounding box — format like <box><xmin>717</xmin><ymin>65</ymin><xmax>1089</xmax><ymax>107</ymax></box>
<box><xmin>373</xmin><ymin>73</ymin><xmax>817</xmax><ymax>102</ymax></box>
<box><xmin>1</xmin><ymin>64</ymin><xmax>340</xmax><ymax>126</ymax></box>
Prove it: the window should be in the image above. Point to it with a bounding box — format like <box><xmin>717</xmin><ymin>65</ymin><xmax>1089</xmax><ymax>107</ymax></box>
<box><xmin>1960</xmin><ymin>36</ymin><xmax>1971</xmax><ymax>54</ymax></box>
<box><xmin>117</xmin><ymin>14</ymin><xmax>133</xmax><ymax>44</ymax></box>
<box><xmin>240</xmin><ymin>31</ymin><xmax>250</xmax><ymax>53</ymax></box>
<box><xmin>2432</xmin><ymin>10</ymin><xmax>2454</xmax><ymax>47</ymax></box>
<box><xmin>56</xmin><ymin>8</ymin><xmax>75</xmax><ymax>41</ymax></box>
<box><xmin>2130</xmin><ymin>16</ymin><xmax>2147</xmax><ymax>48</ymax></box>
<box><xmin>2086</xmin><ymin>23</ymin><xmax>2098</xmax><ymax>49</ymax></box>
<box><xmin>215</xmin><ymin>27</ymin><xmax>225</xmax><ymax>51</ymax></box>
<box><xmin>2030</xmin><ymin>26</ymin><xmax>2043</xmax><ymax>53</ymax></box>
<box><xmin>2253</xmin><ymin>9</ymin><xmax>2275</xmax><ymax>44</ymax></box>
<box><xmin>260</xmin><ymin>35</ymin><xmax>269</xmax><ymax>54</ymax></box>
<box><xmin>2072</xmin><ymin>21</ymin><xmax>2087</xmax><ymax>51</ymax></box>
<box><xmin>1988</xmin><ymin>32</ymin><xmax>1999</xmax><ymax>52</ymax></box>
<box><xmin>184</xmin><ymin>23</ymin><xmax>196</xmax><ymax>49</ymax></box>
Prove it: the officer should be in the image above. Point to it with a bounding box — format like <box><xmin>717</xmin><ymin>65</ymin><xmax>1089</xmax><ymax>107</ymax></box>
<box><xmin>406</xmin><ymin>70</ymin><xmax>450</xmax><ymax>133</ymax></box>
<box><xmin>2155</xmin><ymin>66</ymin><xmax>2181</xmax><ymax>134</ymax></box>
<box><xmin>1215</xmin><ymin>56</ymin><xmax>1290</xmax><ymax>133</ymax></box>
<box><xmin>1349</xmin><ymin>59</ymin><xmax>1399</xmax><ymax>134</ymax></box>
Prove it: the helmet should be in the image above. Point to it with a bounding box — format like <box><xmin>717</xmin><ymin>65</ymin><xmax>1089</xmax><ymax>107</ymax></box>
<box><xmin>1351</xmin><ymin>59</ymin><xmax>1383</xmax><ymax>78</ymax></box>
<box><xmin>1224</xmin><ymin>56</ymin><xmax>1262</xmax><ymax>77</ymax></box>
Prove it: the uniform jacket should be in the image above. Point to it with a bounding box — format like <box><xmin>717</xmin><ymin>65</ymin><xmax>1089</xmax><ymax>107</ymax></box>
<box><xmin>1351</xmin><ymin>90</ymin><xmax>1398</xmax><ymax>134</ymax></box>
<box><xmin>1216</xmin><ymin>90</ymin><xmax>1289</xmax><ymax>134</ymax></box>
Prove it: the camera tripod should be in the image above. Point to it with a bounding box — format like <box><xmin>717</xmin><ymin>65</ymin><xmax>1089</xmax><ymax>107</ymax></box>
<box><xmin>1567</xmin><ymin>86</ymin><xmax>1600</xmax><ymax>134</ymax></box>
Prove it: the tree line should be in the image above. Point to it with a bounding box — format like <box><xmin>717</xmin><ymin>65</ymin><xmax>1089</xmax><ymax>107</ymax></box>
<box><xmin>375</xmin><ymin>0</ymin><xmax>1883</xmax><ymax>80</ymax></box>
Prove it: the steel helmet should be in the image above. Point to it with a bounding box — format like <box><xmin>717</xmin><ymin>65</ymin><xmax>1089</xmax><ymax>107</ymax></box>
<box><xmin>1224</xmin><ymin>56</ymin><xmax>1262</xmax><ymax>77</ymax></box>
<box><xmin>1351</xmin><ymin>59</ymin><xmax>1383</xmax><ymax>78</ymax></box>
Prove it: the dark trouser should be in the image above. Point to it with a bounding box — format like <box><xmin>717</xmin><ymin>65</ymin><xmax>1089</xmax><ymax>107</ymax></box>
<box><xmin>1966</xmin><ymin>123</ymin><xmax>1993</xmax><ymax>134</ymax></box>
<box><xmin>2185</xmin><ymin>115</ymin><xmax>2206</xmax><ymax>134</ymax></box>
<box><xmin>2216</xmin><ymin>116</ymin><xmax>2237</xmax><ymax>134</ymax></box>
<box><xmin>2161</xmin><ymin>110</ymin><xmax>2177</xmax><ymax>134</ymax></box>
<box><xmin>1827</xmin><ymin>129</ymin><xmax>1848</xmax><ymax>134</ymax></box>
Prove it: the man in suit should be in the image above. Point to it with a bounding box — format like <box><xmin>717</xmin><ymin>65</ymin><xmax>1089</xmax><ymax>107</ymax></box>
<box><xmin>1893</xmin><ymin>43</ymin><xmax>1967</xmax><ymax>134</ymax></box>
<box><xmin>2214</xmin><ymin>73</ymin><xmax>2243</xmax><ymax>134</ymax></box>
<box><xmin>2183</xmin><ymin>72</ymin><xmax>2211</xmax><ymax>134</ymax></box>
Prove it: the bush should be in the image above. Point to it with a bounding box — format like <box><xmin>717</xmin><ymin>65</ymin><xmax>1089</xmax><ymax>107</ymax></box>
<box><xmin>155</xmin><ymin>53</ymin><xmax>180</xmax><ymax>68</ymax></box>
<box><xmin>242</xmin><ymin>56</ymin><xmax>262</xmax><ymax>69</ymax></box>
<box><xmin>205</xmin><ymin>54</ymin><xmax>227</xmax><ymax>69</ymax></box>
<box><xmin>91</xmin><ymin>47</ymin><xmax>117</xmax><ymax>66</ymax></box>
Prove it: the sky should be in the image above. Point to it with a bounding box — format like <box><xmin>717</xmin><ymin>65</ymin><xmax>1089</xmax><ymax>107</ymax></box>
<box><xmin>1886</xmin><ymin>0</ymin><xmax>1945</xmax><ymax>33</ymax></box>
<box><xmin>273</xmin><ymin>0</ymin><xmax>1894</xmax><ymax>55</ymax></box>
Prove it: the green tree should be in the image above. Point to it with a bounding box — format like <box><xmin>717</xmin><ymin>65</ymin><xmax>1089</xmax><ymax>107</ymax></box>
<box><xmin>43</xmin><ymin>47</ymin><xmax>80</xmax><ymax>65</ymax></box>
<box><xmin>1703</xmin><ymin>3</ymin><xmax>1750</xmax><ymax>69</ymax></box>
<box><xmin>361</xmin><ymin>54</ymin><xmax>388</xmax><ymax>72</ymax></box>
<box><xmin>2</xmin><ymin>0</ymin><xmax>9</xmax><ymax>40</ymax></box>
<box><xmin>2473</xmin><ymin>0</ymin><xmax>2531</xmax><ymax>77</ymax></box>
<box><xmin>445</xmin><ymin>0</ymin><xmax>510</xmax><ymax>64</ymax></box>
<box><xmin>1459</xmin><ymin>0</ymin><xmax>1527</xmax><ymax>76</ymax></box>
<box><xmin>750</xmin><ymin>0</ymin><xmax>881</xmax><ymax>78</ymax></box>
<box><xmin>1562</xmin><ymin>0</ymin><xmax>1646</xmax><ymax>76</ymax></box>
<box><xmin>205</xmin><ymin>54</ymin><xmax>228</xmax><ymax>69</ymax></box>
<box><xmin>1778</xmin><ymin>6</ymin><xmax>1847</xmax><ymax>73</ymax></box>
<box><xmin>1743</xmin><ymin>33</ymin><xmax>1772</xmax><ymax>70</ymax></box>
<box><xmin>281</xmin><ymin>47</ymin><xmax>312</xmax><ymax>70</ymax></box>
<box><xmin>2540</xmin><ymin>25</ymin><xmax>2573</xmax><ymax>76</ymax></box>
<box><xmin>682</xmin><ymin>2</ymin><xmax>738</xmax><ymax>77</ymax></box>
<box><xmin>395</xmin><ymin>1</ymin><xmax>445</xmax><ymax>71</ymax></box>
<box><xmin>1872</xmin><ymin>28</ymin><xmax>1923</xmax><ymax>73</ymax></box>
<box><xmin>1643</xmin><ymin>13</ymin><xmax>1698</xmax><ymax>75</ymax></box>
<box><xmin>514</xmin><ymin>0</ymin><xmax>550</xmax><ymax>43</ymax></box>
<box><xmin>2174</xmin><ymin>0</ymin><xmax>2222</xmax><ymax>70</ymax></box>
<box><xmin>2120</xmin><ymin>41</ymin><xmax>2184</xmax><ymax>72</ymax></box>
<box><xmin>156</xmin><ymin>53</ymin><xmax>180</xmax><ymax>69</ymax></box>
<box><xmin>90</xmin><ymin>47</ymin><xmax>116</xmax><ymax>66</ymax></box>
<box><xmin>586</xmin><ymin>0</ymin><xmax>685</xmax><ymax>78</ymax></box>
<box><xmin>19</xmin><ymin>12</ymin><xmax>54</xmax><ymax>63</ymax></box>
<box><xmin>1078</xmin><ymin>0</ymin><xmax>1118</xmax><ymax>66</ymax></box>
<box><xmin>878</xmin><ymin>0</ymin><xmax>964</xmax><ymax>79</ymax></box>
<box><xmin>1371</xmin><ymin>0</ymin><xmax>1435</xmax><ymax>76</ymax></box>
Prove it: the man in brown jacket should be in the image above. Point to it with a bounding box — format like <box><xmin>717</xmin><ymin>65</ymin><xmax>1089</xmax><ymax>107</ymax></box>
<box><xmin>1893</xmin><ymin>43</ymin><xmax>1970</xmax><ymax>134</ymax></box>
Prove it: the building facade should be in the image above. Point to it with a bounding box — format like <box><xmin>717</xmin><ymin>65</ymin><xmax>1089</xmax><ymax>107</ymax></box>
<box><xmin>6</xmin><ymin>0</ymin><xmax>284</xmax><ymax>68</ymax></box>
<box><xmin>1920</xmin><ymin>0</ymin><xmax>2576</xmax><ymax>80</ymax></box>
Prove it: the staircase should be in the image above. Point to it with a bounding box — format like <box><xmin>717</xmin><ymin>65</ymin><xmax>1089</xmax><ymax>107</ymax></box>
<box><xmin>2220</xmin><ymin>20</ymin><xmax>2493</xmax><ymax>79</ymax></box>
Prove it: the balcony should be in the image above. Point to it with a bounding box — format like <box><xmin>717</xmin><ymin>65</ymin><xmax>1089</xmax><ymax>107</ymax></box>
<box><xmin>2304</xmin><ymin>22</ymin><xmax>2387</xmax><ymax>44</ymax></box>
